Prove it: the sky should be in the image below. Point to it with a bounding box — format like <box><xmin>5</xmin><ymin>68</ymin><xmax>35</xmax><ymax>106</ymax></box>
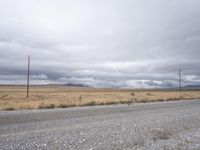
<box><xmin>0</xmin><ymin>0</ymin><xmax>200</xmax><ymax>88</ymax></box>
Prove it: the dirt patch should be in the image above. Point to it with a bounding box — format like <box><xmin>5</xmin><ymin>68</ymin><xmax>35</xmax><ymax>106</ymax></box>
<box><xmin>151</xmin><ymin>129</ymin><xmax>172</xmax><ymax>141</ymax></box>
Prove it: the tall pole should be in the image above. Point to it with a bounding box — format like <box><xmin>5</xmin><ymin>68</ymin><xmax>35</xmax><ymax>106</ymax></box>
<box><xmin>27</xmin><ymin>55</ymin><xmax>30</xmax><ymax>98</ymax></box>
<box><xmin>178</xmin><ymin>69</ymin><xmax>182</xmax><ymax>96</ymax></box>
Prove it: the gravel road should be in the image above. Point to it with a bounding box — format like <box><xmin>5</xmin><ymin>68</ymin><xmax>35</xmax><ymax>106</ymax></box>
<box><xmin>1</xmin><ymin>100</ymin><xmax>200</xmax><ymax>150</ymax></box>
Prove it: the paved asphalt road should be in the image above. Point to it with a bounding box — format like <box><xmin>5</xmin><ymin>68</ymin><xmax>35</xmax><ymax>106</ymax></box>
<box><xmin>0</xmin><ymin>100</ymin><xmax>200</xmax><ymax>150</ymax></box>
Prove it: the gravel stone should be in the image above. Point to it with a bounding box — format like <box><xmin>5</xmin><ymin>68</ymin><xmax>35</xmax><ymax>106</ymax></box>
<box><xmin>0</xmin><ymin>100</ymin><xmax>200</xmax><ymax>149</ymax></box>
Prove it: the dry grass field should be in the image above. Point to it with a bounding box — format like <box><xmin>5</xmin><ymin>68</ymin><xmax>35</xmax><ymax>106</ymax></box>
<box><xmin>0</xmin><ymin>85</ymin><xmax>200</xmax><ymax>111</ymax></box>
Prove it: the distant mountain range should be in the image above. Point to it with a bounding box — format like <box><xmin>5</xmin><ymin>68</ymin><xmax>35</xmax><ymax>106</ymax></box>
<box><xmin>0</xmin><ymin>83</ymin><xmax>89</xmax><ymax>87</ymax></box>
<box><xmin>44</xmin><ymin>83</ymin><xmax>89</xmax><ymax>87</ymax></box>
<box><xmin>63</xmin><ymin>83</ymin><xmax>89</xmax><ymax>87</ymax></box>
<box><xmin>1</xmin><ymin>83</ymin><xmax>200</xmax><ymax>89</ymax></box>
<box><xmin>183</xmin><ymin>85</ymin><xmax>200</xmax><ymax>89</ymax></box>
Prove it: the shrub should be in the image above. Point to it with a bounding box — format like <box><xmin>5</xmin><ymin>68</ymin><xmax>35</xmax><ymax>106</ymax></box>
<box><xmin>104</xmin><ymin>101</ymin><xmax>118</xmax><ymax>105</ymax></box>
<box><xmin>146</xmin><ymin>93</ymin><xmax>153</xmax><ymax>96</ymax></box>
<box><xmin>4</xmin><ymin>107</ymin><xmax>15</xmax><ymax>111</ymax></box>
<box><xmin>131</xmin><ymin>93</ymin><xmax>135</xmax><ymax>96</ymax></box>
<box><xmin>57</xmin><ymin>103</ymin><xmax>76</xmax><ymax>108</ymax></box>
<box><xmin>38</xmin><ymin>103</ymin><xmax>55</xmax><ymax>109</ymax></box>
<box><xmin>119</xmin><ymin>100</ymin><xmax>133</xmax><ymax>104</ymax></box>
<box><xmin>83</xmin><ymin>101</ymin><xmax>97</xmax><ymax>106</ymax></box>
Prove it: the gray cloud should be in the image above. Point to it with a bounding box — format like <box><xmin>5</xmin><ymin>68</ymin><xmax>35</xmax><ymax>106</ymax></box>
<box><xmin>0</xmin><ymin>0</ymin><xmax>200</xmax><ymax>88</ymax></box>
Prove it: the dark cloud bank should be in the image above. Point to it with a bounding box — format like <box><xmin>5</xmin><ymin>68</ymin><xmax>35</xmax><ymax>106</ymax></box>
<box><xmin>0</xmin><ymin>0</ymin><xmax>200</xmax><ymax>88</ymax></box>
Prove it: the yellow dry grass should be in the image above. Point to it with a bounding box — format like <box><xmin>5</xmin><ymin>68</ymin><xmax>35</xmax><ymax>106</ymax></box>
<box><xmin>0</xmin><ymin>85</ymin><xmax>200</xmax><ymax>110</ymax></box>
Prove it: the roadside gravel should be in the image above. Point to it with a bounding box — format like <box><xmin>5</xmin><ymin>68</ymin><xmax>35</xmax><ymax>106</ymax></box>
<box><xmin>0</xmin><ymin>100</ymin><xmax>200</xmax><ymax>150</ymax></box>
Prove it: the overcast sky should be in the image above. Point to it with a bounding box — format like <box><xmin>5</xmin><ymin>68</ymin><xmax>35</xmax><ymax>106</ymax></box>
<box><xmin>0</xmin><ymin>0</ymin><xmax>200</xmax><ymax>88</ymax></box>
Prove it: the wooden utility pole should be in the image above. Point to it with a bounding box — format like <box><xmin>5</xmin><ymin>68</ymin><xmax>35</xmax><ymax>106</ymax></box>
<box><xmin>178</xmin><ymin>69</ymin><xmax>182</xmax><ymax>92</ymax></box>
<box><xmin>27</xmin><ymin>55</ymin><xmax>30</xmax><ymax>98</ymax></box>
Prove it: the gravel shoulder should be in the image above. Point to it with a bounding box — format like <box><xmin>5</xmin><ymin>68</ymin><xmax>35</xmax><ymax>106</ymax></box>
<box><xmin>1</xmin><ymin>100</ymin><xmax>200</xmax><ymax>150</ymax></box>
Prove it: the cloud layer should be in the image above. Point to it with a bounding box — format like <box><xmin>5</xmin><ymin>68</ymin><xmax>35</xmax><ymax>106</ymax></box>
<box><xmin>0</xmin><ymin>0</ymin><xmax>200</xmax><ymax>88</ymax></box>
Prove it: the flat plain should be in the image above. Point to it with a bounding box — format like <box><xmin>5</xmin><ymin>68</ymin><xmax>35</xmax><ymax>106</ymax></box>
<box><xmin>0</xmin><ymin>85</ymin><xmax>200</xmax><ymax>110</ymax></box>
